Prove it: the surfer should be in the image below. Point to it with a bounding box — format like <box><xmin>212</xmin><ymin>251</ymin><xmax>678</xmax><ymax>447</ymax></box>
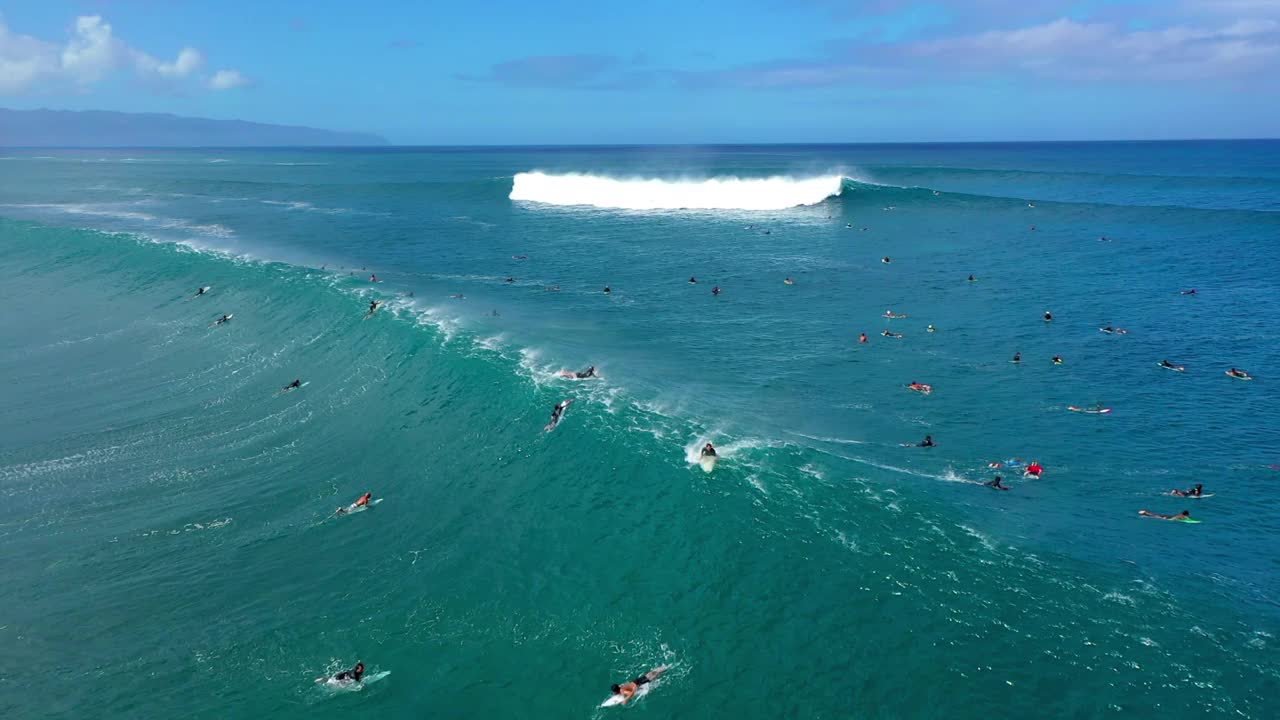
<box><xmin>548</xmin><ymin>401</ymin><xmax>570</xmax><ymax>426</ymax></box>
<box><xmin>505</xmin><ymin>277</ymin><xmax>515</xmax><ymax>283</ymax></box>
<box><xmin>192</xmin><ymin>287</ymin><xmax>208</xmax><ymax>298</ymax></box>
<box><xmin>1024</xmin><ymin>461</ymin><xmax>1043</xmax><ymax>478</ymax></box>
<box><xmin>918</xmin><ymin>435</ymin><xmax>935</xmax><ymax>448</ymax></box>
<box><xmin>1139</xmin><ymin>510</ymin><xmax>1193</xmax><ymax>521</ymax></box>
<box><xmin>1227</xmin><ymin>368</ymin><xmax>1252</xmax><ymax>380</ymax></box>
<box><xmin>1159</xmin><ymin>360</ymin><xmax>1180</xmax><ymax>370</ymax></box>
<box><xmin>1044</xmin><ymin>311</ymin><xmax>1053</xmax><ymax>322</ymax></box>
<box><xmin>712</xmin><ymin>286</ymin><xmax>721</xmax><ymax>295</ymax></box>
<box><xmin>574</xmin><ymin>366</ymin><xmax>598</xmax><ymax>379</ymax></box>
<box><xmin>281</xmin><ymin>379</ymin><xmax>302</xmax><ymax>392</ymax></box>
<box><xmin>603</xmin><ymin>286</ymin><xmax>611</xmax><ymax>294</ymax></box>
<box><xmin>370</xmin><ymin>274</ymin><xmax>378</xmax><ymax>282</ymax></box>
<box><xmin>1052</xmin><ymin>355</ymin><xmax>1064</xmax><ymax>365</ymax></box>
<box><xmin>335</xmin><ymin>492</ymin><xmax>373</xmax><ymax>515</ymax></box>
<box><xmin>784</xmin><ymin>277</ymin><xmax>795</xmax><ymax>285</ymax></box>
<box><xmin>859</xmin><ymin>333</ymin><xmax>868</xmax><ymax>343</ymax></box>
<box><xmin>321</xmin><ymin>662</ymin><xmax>364</xmax><ymax>683</ymax></box>
<box><xmin>688</xmin><ymin>277</ymin><xmax>697</xmax><ymax>284</ymax></box>
<box><xmin>1101</xmin><ymin>325</ymin><xmax>1127</xmax><ymax>334</ymax></box>
<box><xmin>1180</xmin><ymin>289</ymin><xmax>1197</xmax><ymax>296</ymax></box>
<box><xmin>701</xmin><ymin>443</ymin><xmax>717</xmax><ymax>458</ymax></box>
<box><xmin>213</xmin><ymin>314</ymin><xmax>232</xmax><ymax>326</ymax></box>
<box><xmin>907</xmin><ymin>382</ymin><xmax>931</xmax><ymax>394</ymax></box>
<box><xmin>882</xmin><ymin>329</ymin><xmax>902</xmax><ymax>338</ymax></box>
<box><xmin>545</xmin><ymin>285</ymin><xmax>560</xmax><ymax>292</ymax></box>
<box><xmin>984</xmin><ymin>476</ymin><xmax>1010</xmax><ymax>491</ymax></box>
<box><xmin>367</xmin><ymin>300</ymin><xmax>380</xmax><ymax>315</ymax></box>
<box><xmin>610</xmin><ymin>667</ymin><xmax>668</xmax><ymax>705</ymax></box>
<box><xmin>1171</xmin><ymin>483</ymin><xmax>1204</xmax><ymax>498</ymax></box>
<box><xmin>1012</xmin><ymin>352</ymin><xmax>1021</xmax><ymax>364</ymax></box>
<box><xmin>968</xmin><ymin>274</ymin><xmax>976</xmax><ymax>282</ymax></box>
<box><xmin>881</xmin><ymin>256</ymin><xmax>891</xmax><ymax>264</ymax></box>
<box><xmin>927</xmin><ymin>325</ymin><xmax>936</xmax><ymax>333</ymax></box>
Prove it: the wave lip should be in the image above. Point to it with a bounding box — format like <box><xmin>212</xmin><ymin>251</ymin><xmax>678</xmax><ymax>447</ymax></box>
<box><xmin>510</xmin><ymin>171</ymin><xmax>845</xmax><ymax>211</ymax></box>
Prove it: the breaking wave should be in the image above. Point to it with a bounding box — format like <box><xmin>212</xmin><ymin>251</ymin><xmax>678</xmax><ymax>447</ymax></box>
<box><xmin>509</xmin><ymin>171</ymin><xmax>849</xmax><ymax>211</ymax></box>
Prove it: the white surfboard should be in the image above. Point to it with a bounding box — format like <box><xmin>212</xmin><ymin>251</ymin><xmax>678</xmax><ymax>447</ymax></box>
<box><xmin>544</xmin><ymin>399</ymin><xmax>574</xmax><ymax>432</ymax></box>
<box><xmin>211</xmin><ymin>313</ymin><xmax>233</xmax><ymax>326</ymax></box>
<box><xmin>317</xmin><ymin>670</ymin><xmax>390</xmax><ymax>691</ymax></box>
<box><xmin>337</xmin><ymin>497</ymin><xmax>383</xmax><ymax>515</ymax></box>
<box><xmin>699</xmin><ymin>454</ymin><xmax>718</xmax><ymax>473</ymax></box>
<box><xmin>600</xmin><ymin>668</ymin><xmax>667</xmax><ymax>707</ymax></box>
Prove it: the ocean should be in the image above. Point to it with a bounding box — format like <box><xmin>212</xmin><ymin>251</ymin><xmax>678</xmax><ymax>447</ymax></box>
<box><xmin>1</xmin><ymin>143</ymin><xmax>1277</xmax><ymax>719</ymax></box>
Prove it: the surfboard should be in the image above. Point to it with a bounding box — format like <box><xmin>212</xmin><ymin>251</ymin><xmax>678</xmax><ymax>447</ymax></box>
<box><xmin>699</xmin><ymin>454</ymin><xmax>718</xmax><ymax>473</ymax></box>
<box><xmin>1176</xmin><ymin>518</ymin><xmax>1203</xmax><ymax>524</ymax></box>
<box><xmin>1099</xmin><ymin>328</ymin><xmax>1128</xmax><ymax>335</ymax></box>
<box><xmin>544</xmin><ymin>399</ymin><xmax>574</xmax><ymax>432</ymax></box>
<box><xmin>364</xmin><ymin>302</ymin><xmax>382</xmax><ymax>320</ymax></box>
<box><xmin>188</xmin><ymin>286</ymin><xmax>212</xmax><ymax>300</ymax></box>
<box><xmin>1168</xmin><ymin>492</ymin><xmax>1214</xmax><ymax>498</ymax></box>
<box><xmin>1157</xmin><ymin>363</ymin><xmax>1185</xmax><ymax>372</ymax></box>
<box><xmin>907</xmin><ymin>385</ymin><xmax>932</xmax><ymax>395</ymax></box>
<box><xmin>211</xmin><ymin>313</ymin><xmax>233</xmax><ymax>326</ymax></box>
<box><xmin>1068</xmin><ymin>406</ymin><xmax>1112</xmax><ymax>414</ymax></box>
<box><xmin>1225</xmin><ymin>371</ymin><xmax>1253</xmax><ymax>380</ymax></box>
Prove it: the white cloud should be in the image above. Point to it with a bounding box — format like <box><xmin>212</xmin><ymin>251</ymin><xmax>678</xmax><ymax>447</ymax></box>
<box><xmin>208</xmin><ymin>69</ymin><xmax>249</xmax><ymax>90</ymax></box>
<box><xmin>907</xmin><ymin>17</ymin><xmax>1280</xmax><ymax>80</ymax></box>
<box><xmin>0</xmin><ymin>14</ymin><xmax>244</xmax><ymax>94</ymax></box>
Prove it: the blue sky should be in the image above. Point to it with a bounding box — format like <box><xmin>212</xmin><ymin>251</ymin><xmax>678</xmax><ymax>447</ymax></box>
<box><xmin>1</xmin><ymin>0</ymin><xmax>1278</xmax><ymax>143</ymax></box>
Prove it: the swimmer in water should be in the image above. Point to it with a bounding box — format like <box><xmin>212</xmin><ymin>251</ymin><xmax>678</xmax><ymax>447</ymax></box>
<box><xmin>881</xmin><ymin>256</ymin><xmax>891</xmax><ymax>264</ymax></box>
<box><xmin>1052</xmin><ymin>355</ymin><xmax>1064</xmax><ymax>365</ymax></box>
<box><xmin>609</xmin><ymin>666</ymin><xmax>668</xmax><ymax>704</ymax></box>
<box><xmin>927</xmin><ymin>324</ymin><xmax>936</xmax><ymax>333</ymax></box>
<box><xmin>984</xmin><ymin>476</ymin><xmax>1010</xmax><ymax>491</ymax></box>
<box><xmin>1159</xmin><ymin>360</ymin><xmax>1180</xmax><ymax>370</ymax></box>
<box><xmin>917</xmin><ymin>435</ymin><xmax>935</xmax><ymax>447</ymax></box>
<box><xmin>712</xmin><ymin>286</ymin><xmax>721</xmax><ymax>295</ymax></box>
<box><xmin>603</xmin><ymin>286</ymin><xmax>611</xmax><ymax>294</ymax></box>
<box><xmin>688</xmin><ymin>277</ymin><xmax>697</xmax><ymax>284</ymax></box>
<box><xmin>370</xmin><ymin>274</ymin><xmax>378</xmax><ymax>282</ymax></box>
<box><xmin>859</xmin><ymin>333</ymin><xmax>868</xmax><ymax>343</ymax></box>
<box><xmin>1044</xmin><ymin>311</ymin><xmax>1053</xmax><ymax>322</ymax></box>
<box><xmin>784</xmin><ymin>277</ymin><xmax>795</xmax><ymax>285</ymax></box>
<box><xmin>1171</xmin><ymin>483</ymin><xmax>1204</xmax><ymax>498</ymax></box>
<box><xmin>967</xmin><ymin>274</ymin><xmax>975</xmax><ymax>282</ymax></box>
<box><xmin>1139</xmin><ymin>509</ymin><xmax>1193</xmax><ymax>521</ymax></box>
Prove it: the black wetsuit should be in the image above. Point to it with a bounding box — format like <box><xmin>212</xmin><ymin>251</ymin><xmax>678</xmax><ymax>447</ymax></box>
<box><xmin>333</xmin><ymin>668</ymin><xmax>363</xmax><ymax>682</ymax></box>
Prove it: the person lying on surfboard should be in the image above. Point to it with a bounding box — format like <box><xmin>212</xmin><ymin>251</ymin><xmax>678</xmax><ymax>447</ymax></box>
<box><xmin>1101</xmin><ymin>325</ymin><xmax>1128</xmax><ymax>334</ymax></box>
<box><xmin>213</xmin><ymin>314</ymin><xmax>232</xmax><ymax>326</ymax></box>
<box><xmin>548</xmin><ymin>401</ymin><xmax>569</xmax><ymax>426</ymax></box>
<box><xmin>1180</xmin><ymin>289</ymin><xmax>1197</xmax><ymax>295</ymax></box>
<box><xmin>1227</xmin><ymin>368</ymin><xmax>1252</xmax><ymax>380</ymax></box>
<box><xmin>917</xmin><ymin>435</ymin><xmax>934</xmax><ymax>448</ymax></box>
<box><xmin>1024</xmin><ymin>461</ymin><xmax>1043</xmax><ymax>478</ymax></box>
<box><xmin>1012</xmin><ymin>352</ymin><xmax>1021</xmax><ymax>364</ymax></box>
<box><xmin>318</xmin><ymin>662</ymin><xmax>364</xmax><ymax>684</ymax></box>
<box><xmin>907</xmin><ymin>382</ymin><xmax>931</xmax><ymax>394</ymax></box>
<box><xmin>575</xmin><ymin>366</ymin><xmax>598</xmax><ymax>379</ymax></box>
<box><xmin>701</xmin><ymin>443</ymin><xmax>717</xmax><ymax>458</ymax></box>
<box><xmin>609</xmin><ymin>666</ymin><xmax>668</xmax><ymax>704</ymax></box>
<box><xmin>882</xmin><ymin>329</ymin><xmax>903</xmax><ymax>339</ymax></box>
<box><xmin>984</xmin><ymin>476</ymin><xmax>1010</xmax><ymax>491</ymax></box>
<box><xmin>1159</xmin><ymin>360</ymin><xmax>1184</xmax><ymax>371</ymax></box>
<box><xmin>1052</xmin><ymin>355</ymin><xmax>1063</xmax><ymax>365</ymax></box>
<box><xmin>335</xmin><ymin>489</ymin><xmax>371</xmax><ymax>512</ymax></box>
<box><xmin>1139</xmin><ymin>510</ymin><xmax>1193</xmax><ymax>521</ymax></box>
<box><xmin>1171</xmin><ymin>483</ymin><xmax>1204</xmax><ymax>498</ymax></box>
<box><xmin>193</xmin><ymin>286</ymin><xmax>208</xmax><ymax>298</ymax></box>
<box><xmin>280</xmin><ymin>379</ymin><xmax>302</xmax><ymax>392</ymax></box>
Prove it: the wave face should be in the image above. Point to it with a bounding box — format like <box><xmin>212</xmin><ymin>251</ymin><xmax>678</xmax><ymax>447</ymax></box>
<box><xmin>509</xmin><ymin>171</ymin><xmax>846</xmax><ymax>210</ymax></box>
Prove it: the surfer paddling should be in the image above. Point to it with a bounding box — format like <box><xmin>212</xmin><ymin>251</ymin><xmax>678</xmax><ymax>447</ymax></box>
<box><xmin>335</xmin><ymin>493</ymin><xmax>373</xmax><ymax>515</ymax></box>
<box><xmin>916</xmin><ymin>435</ymin><xmax>935</xmax><ymax>448</ymax></box>
<box><xmin>984</xmin><ymin>476</ymin><xmax>1010</xmax><ymax>491</ymax></box>
<box><xmin>318</xmin><ymin>662</ymin><xmax>364</xmax><ymax>684</ymax></box>
<box><xmin>1171</xmin><ymin>483</ymin><xmax>1205</xmax><ymax>498</ymax></box>
<box><xmin>907</xmin><ymin>381</ymin><xmax>932</xmax><ymax>395</ymax></box>
<box><xmin>1226</xmin><ymin>368</ymin><xmax>1253</xmax><ymax>380</ymax></box>
<box><xmin>1139</xmin><ymin>510</ymin><xmax>1194</xmax><ymax>522</ymax></box>
<box><xmin>212</xmin><ymin>314</ymin><xmax>232</xmax><ymax>326</ymax></box>
<box><xmin>560</xmin><ymin>366</ymin><xmax>598</xmax><ymax>379</ymax></box>
<box><xmin>701</xmin><ymin>443</ymin><xmax>717</xmax><ymax>459</ymax></box>
<box><xmin>608</xmin><ymin>666</ymin><xmax>668</xmax><ymax>705</ymax></box>
<box><xmin>192</xmin><ymin>286</ymin><xmax>209</xmax><ymax>298</ymax></box>
<box><xmin>279</xmin><ymin>379</ymin><xmax>302</xmax><ymax>394</ymax></box>
<box><xmin>365</xmin><ymin>300</ymin><xmax>381</xmax><ymax>318</ymax></box>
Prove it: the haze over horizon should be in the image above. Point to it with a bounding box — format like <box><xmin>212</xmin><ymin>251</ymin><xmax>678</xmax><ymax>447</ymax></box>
<box><xmin>1</xmin><ymin>1</ymin><xmax>1278</xmax><ymax>144</ymax></box>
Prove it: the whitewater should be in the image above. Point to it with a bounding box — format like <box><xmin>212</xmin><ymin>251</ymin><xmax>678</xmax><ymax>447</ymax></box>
<box><xmin>509</xmin><ymin>170</ymin><xmax>848</xmax><ymax>210</ymax></box>
<box><xmin>1</xmin><ymin>144</ymin><xmax>1278</xmax><ymax>720</ymax></box>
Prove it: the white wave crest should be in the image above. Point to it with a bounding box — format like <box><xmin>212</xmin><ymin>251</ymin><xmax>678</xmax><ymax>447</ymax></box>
<box><xmin>510</xmin><ymin>171</ymin><xmax>846</xmax><ymax>211</ymax></box>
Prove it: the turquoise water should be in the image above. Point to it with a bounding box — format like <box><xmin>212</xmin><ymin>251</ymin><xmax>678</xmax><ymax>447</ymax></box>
<box><xmin>1</xmin><ymin>143</ymin><xmax>1278</xmax><ymax>718</ymax></box>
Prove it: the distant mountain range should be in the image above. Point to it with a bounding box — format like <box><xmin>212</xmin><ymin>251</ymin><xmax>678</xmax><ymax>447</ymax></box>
<box><xmin>0</xmin><ymin>108</ymin><xmax>387</xmax><ymax>147</ymax></box>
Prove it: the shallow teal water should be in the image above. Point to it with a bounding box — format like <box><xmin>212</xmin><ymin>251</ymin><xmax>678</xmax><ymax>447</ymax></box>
<box><xmin>1</xmin><ymin>144</ymin><xmax>1278</xmax><ymax>719</ymax></box>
